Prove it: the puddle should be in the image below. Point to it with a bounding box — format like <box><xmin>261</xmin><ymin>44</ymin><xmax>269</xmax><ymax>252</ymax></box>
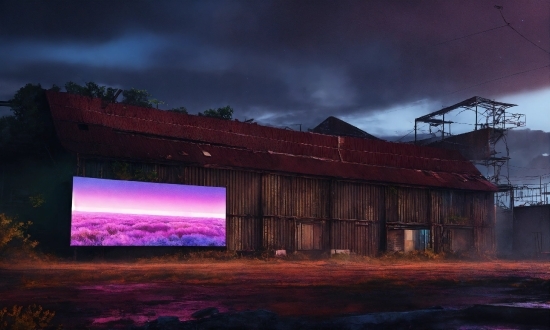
<box><xmin>90</xmin><ymin>301</ymin><xmax>232</xmax><ymax>326</ymax></box>
<box><xmin>490</xmin><ymin>301</ymin><xmax>550</xmax><ymax>309</ymax></box>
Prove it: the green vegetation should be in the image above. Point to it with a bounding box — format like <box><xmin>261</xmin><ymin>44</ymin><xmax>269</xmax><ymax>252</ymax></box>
<box><xmin>121</xmin><ymin>88</ymin><xmax>153</xmax><ymax>108</ymax></box>
<box><xmin>28</xmin><ymin>194</ymin><xmax>45</xmax><ymax>208</ymax></box>
<box><xmin>0</xmin><ymin>213</ymin><xmax>38</xmax><ymax>257</ymax></box>
<box><xmin>0</xmin><ymin>304</ymin><xmax>58</xmax><ymax>330</ymax></box>
<box><xmin>64</xmin><ymin>81</ymin><xmax>118</xmax><ymax>101</ymax></box>
<box><xmin>167</xmin><ymin>106</ymin><xmax>188</xmax><ymax>114</ymax></box>
<box><xmin>199</xmin><ymin>105</ymin><xmax>234</xmax><ymax>120</ymax></box>
<box><xmin>0</xmin><ymin>83</ymin><xmax>61</xmax><ymax>160</ymax></box>
<box><xmin>111</xmin><ymin>161</ymin><xmax>159</xmax><ymax>182</ymax></box>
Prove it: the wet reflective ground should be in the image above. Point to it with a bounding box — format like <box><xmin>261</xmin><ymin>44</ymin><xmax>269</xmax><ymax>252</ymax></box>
<box><xmin>0</xmin><ymin>260</ymin><xmax>548</xmax><ymax>329</ymax></box>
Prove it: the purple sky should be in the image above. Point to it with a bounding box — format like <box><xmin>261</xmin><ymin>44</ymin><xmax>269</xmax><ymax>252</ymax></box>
<box><xmin>72</xmin><ymin>177</ymin><xmax>226</xmax><ymax>218</ymax></box>
<box><xmin>0</xmin><ymin>0</ymin><xmax>548</xmax><ymax>138</ymax></box>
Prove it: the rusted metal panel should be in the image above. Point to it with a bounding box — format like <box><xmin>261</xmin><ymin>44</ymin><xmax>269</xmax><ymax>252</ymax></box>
<box><xmin>331</xmin><ymin>181</ymin><xmax>382</xmax><ymax>221</ymax></box>
<box><xmin>397</xmin><ymin>187</ymin><xmax>429</xmax><ymax>224</ymax></box>
<box><xmin>387</xmin><ymin>229</ymin><xmax>405</xmax><ymax>252</ymax></box>
<box><xmin>474</xmin><ymin>226</ymin><xmax>494</xmax><ymax>253</ymax></box>
<box><xmin>355</xmin><ymin>221</ymin><xmax>379</xmax><ymax>257</ymax></box>
<box><xmin>262</xmin><ymin>217</ymin><xmax>295</xmax><ymax>251</ymax></box>
<box><xmin>331</xmin><ymin>220</ymin><xmax>355</xmax><ymax>250</ymax></box>
<box><xmin>262</xmin><ymin>174</ymin><xmax>330</xmax><ymax>219</ymax></box>
<box><xmin>227</xmin><ymin>216</ymin><xmax>261</xmax><ymax>251</ymax></box>
<box><xmin>425</xmin><ymin>128</ymin><xmax>492</xmax><ymax>160</ymax></box>
<box><xmin>47</xmin><ymin>92</ymin><xmax>498</xmax><ymax>192</ymax></box>
<box><xmin>385</xmin><ymin>186</ymin><xmax>430</xmax><ymax>225</ymax></box>
<box><xmin>297</xmin><ymin>222</ymin><xmax>324</xmax><ymax>250</ymax></box>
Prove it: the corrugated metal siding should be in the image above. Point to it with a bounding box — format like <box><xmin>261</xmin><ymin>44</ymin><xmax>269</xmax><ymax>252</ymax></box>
<box><xmin>355</xmin><ymin>221</ymin><xmax>379</xmax><ymax>257</ymax></box>
<box><xmin>331</xmin><ymin>220</ymin><xmax>355</xmax><ymax>250</ymax></box>
<box><xmin>75</xmin><ymin>157</ymin><xmax>495</xmax><ymax>255</ymax></box>
<box><xmin>263</xmin><ymin>217</ymin><xmax>295</xmax><ymax>250</ymax></box>
<box><xmin>385</xmin><ymin>187</ymin><xmax>429</xmax><ymax>224</ymax></box>
<box><xmin>331</xmin><ymin>181</ymin><xmax>382</xmax><ymax>221</ymax></box>
<box><xmin>387</xmin><ymin>230</ymin><xmax>405</xmax><ymax>252</ymax></box>
<box><xmin>227</xmin><ymin>216</ymin><xmax>261</xmax><ymax>251</ymax></box>
<box><xmin>398</xmin><ymin>188</ymin><xmax>429</xmax><ymax>224</ymax></box>
<box><xmin>429</xmin><ymin>190</ymin><xmax>494</xmax><ymax>253</ymax></box>
<box><xmin>296</xmin><ymin>221</ymin><xmax>327</xmax><ymax>250</ymax></box>
<box><xmin>262</xmin><ymin>174</ymin><xmax>329</xmax><ymax>218</ymax></box>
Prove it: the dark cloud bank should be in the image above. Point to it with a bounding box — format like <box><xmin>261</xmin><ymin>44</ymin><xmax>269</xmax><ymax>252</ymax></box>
<box><xmin>1</xmin><ymin>0</ymin><xmax>548</xmax><ymax>131</ymax></box>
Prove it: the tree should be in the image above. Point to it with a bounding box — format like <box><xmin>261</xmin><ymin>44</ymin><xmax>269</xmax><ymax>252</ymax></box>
<box><xmin>149</xmin><ymin>98</ymin><xmax>165</xmax><ymax>109</ymax></box>
<box><xmin>65</xmin><ymin>81</ymin><xmax>118</xmax><ymax>101</ymax></box>
<box><xmin>0</xmin><ymin>83</ymin><xmax>61</xmax><ymax>159</ymax></box>
<box><xmin>121</xmin><ymin>88</ymin><xmax>153</xmax><ymax>108</ymax></box>
<box><xmin>167</xmin><ymin>106</ymin><xmax>188</xmax><ymax>114</ymax></box>
<box><xmin>198</xmin><ymin>105</ymin><xmax>233</xmax><ymax>120</ymax></box>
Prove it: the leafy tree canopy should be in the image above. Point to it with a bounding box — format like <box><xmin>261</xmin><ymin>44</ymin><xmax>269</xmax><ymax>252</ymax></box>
<box><xmin>0</xmin><ymin>83</ymin><xmax>61</xmax><ymax>159</ymax></box>
<box><xmin>199</xmin><ymin>105</ymin><xmax>233</xmax><ymax>120</ymax></box>
<box><xmin>167</xmin><ymin>106</ymin><xmax>188</xmax><ymax>114</ymax></box>
<box><xmin>1</xmin><ymin>81</ymin><xmax>191</xmax><ymax>160</ymax></box>
<box><xmin>121</xmin><ymin>88</ymin><xmax>153</xmax><ymax>108</ymax></box>
<box><xmin>64</xmin><ymin>81</ymin><xmax>119</xmax><ymax>101</ymax></box>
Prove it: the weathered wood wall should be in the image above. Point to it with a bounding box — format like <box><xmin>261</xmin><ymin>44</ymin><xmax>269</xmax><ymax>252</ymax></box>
<box><xmin>76</xmin><ymin>157</ymin><xmax>494</xmax><ymax>256</ymax></box>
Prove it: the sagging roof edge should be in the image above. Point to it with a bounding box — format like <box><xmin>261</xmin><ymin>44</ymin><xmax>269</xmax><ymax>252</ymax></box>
<box><xmin>47</xmin><ymin>92</ymin><xmax>497</xmax><ymax>192</ymax></box>
<box><xmin>45</xmin><ymin>91</ymin><xmax>471</xmax><ymax>162</ymax></box>
<box><xmin>72</xmin><ymin>152</ymin><xmax>497</xmax><ymax>193</ymax></box>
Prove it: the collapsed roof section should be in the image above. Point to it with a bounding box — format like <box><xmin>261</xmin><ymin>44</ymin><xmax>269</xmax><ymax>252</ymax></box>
<box><xmin>46</xmin><ymin>91</ymin><xmax>497</xmax><ymax>192</ymax></box>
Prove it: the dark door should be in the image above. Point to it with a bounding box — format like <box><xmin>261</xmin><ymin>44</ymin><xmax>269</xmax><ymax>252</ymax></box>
<box><xmin>298</xmin><ymin>222</ymin><xmax>322</xmax><ymax>250</ymax></box>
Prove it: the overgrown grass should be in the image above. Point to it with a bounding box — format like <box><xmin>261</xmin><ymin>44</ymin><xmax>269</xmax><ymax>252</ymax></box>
<box><xmin>378</xmin><ymin>249</ymin><xmax>496</xmax><ymax>262</ymax></box>
<box><xmin>135</xmin><ymin>250</ymin><xmax>242</xmax><ymax>263</ymax></box>
<box><xmin>130</xmin><ymin>248</ymin><xmax>493</xmax><ymax>264</ymax></box>
<box><xmin>0</xmin><ymin>305</ymin><xmax>60</xmax><ymax>330</ymax></box>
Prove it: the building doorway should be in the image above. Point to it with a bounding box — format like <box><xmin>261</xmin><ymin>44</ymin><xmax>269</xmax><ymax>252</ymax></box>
<box><xmin>297</xmin><ymin>222</ymin><xmax>323</xmax><ymax>250</ymax></box>
<box><xmin>387</xmin><ymin>229</ymin><xmax>430</xmax><ymax>252</ymax></box>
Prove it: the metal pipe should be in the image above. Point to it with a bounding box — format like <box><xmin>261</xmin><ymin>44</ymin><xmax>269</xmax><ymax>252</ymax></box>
<box><xmin>442</xmin><ymin>114</ymin><xmax>445</xmax><ymax>140</ymax></box>
<box><xmin>414</xmin><ymin>120</ymin><xmax>417</xmax><ymax>143</ymax></box>
<box><xmin>475</xmin><ymin>105</ymin><xmax>478</xmax><ymax>130</ymax></box>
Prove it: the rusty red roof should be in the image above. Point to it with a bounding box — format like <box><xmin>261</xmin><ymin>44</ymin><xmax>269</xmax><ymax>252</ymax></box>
<box><xmin>46</xmin><ymin>91</ymin><xmax>497</xmax><ymax>191</ymax></box>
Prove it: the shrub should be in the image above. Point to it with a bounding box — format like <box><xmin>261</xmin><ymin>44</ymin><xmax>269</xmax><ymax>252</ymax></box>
<box><xmin>0</xmin><ymin>304</ymin><xmax>58</xmax><ymax>330</ymax></box>
<box><xmin>0</xmin><ymin>214</ymin><xmax>38</xmax><ymax>257</ymax></box>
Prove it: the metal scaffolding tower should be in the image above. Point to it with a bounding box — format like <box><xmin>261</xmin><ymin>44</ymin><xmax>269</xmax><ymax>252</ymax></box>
<box><xmin>414</xmin><ymin>96</ymin><xmax>526</xmax><ymax>209</ymax></box>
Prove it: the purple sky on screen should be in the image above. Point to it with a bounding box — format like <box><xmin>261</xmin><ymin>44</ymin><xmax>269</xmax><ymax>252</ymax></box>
<box><xmin>72</xmin><ymin>177</ymin><xmax>226</xmax><ymax>218</ymax></box>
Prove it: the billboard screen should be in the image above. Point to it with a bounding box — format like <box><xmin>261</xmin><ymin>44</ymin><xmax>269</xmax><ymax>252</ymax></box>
<box><xmin>70</xmin><ymin>177</ymin><xmax>226</xmax><ymax>246</ymax></box>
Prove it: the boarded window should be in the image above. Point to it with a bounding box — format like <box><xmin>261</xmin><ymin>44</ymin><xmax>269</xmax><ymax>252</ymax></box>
<box><xmin>298</xmin><ymin>222</ymin><xmax>323</xmax><ymax>250</ymax></box>
<box><xmin>387</xmin><ymin>230</ymin><xmax>404</xmax><ymax>252</ymax></box>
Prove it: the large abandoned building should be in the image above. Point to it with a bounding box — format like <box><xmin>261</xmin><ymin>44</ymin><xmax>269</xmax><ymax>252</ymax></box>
<box><xmin>45</xmin><ymin>92</ymin><xmax>498</xmax><ymax>256</ymax></box>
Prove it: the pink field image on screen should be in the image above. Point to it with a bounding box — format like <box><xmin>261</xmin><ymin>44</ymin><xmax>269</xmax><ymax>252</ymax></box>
<box><xmin>70</xmin><ymin>212</ymin><xmax>225</xmax><ymax>246</ymax></box>
<box><xmin>71</xmin><ymin>177</ymin><xmax>226</xmax><ymax>246</ymax></box>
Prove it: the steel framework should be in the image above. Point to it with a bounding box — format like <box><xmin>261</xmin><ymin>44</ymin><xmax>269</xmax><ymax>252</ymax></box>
<box><xmin>414</xmin><ymin>96</ymin><xmax>526</xmax><ymax>209</ymax></box>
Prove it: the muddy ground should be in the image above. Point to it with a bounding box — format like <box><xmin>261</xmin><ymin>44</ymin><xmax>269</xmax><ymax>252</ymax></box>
<box><xmin>0</xmin><ymin>258</ymin><xmax>549</xmax><ymax>329</ymax></box>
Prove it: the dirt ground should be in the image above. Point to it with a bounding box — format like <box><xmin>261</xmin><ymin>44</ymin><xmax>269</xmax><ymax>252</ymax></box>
<box><xmin>0</xmin><ymin>259</ymin><xmax>549</xmax><ymax>329</ymax></box>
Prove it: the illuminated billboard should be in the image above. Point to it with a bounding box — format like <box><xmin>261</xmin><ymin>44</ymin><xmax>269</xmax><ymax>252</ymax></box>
<box><xmin>71</xmin><ymin>177</ymin><xmax>226</xmax><ymax>246</ymax></box>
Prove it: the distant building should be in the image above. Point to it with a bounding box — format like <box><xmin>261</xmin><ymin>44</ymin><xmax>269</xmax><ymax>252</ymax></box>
<box><xmin>46</xmin><ymin>92</ymin><xmax>497</xmax><ymax>256</ymax></box>
<box><xmin>311</xmin><ymin>116</ymin><xmax>380</xmax><ymax>140</ymax></box>
<box><xmin>512</xmin><ymin>205</ymin><xmax>550</xmax><ymax>257</ymax></box>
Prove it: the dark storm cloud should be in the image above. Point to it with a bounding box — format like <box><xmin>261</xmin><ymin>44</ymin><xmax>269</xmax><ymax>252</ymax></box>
<box><xmin>1</xmin><ymin>0</ymin><xmax>548</xmax><ymax>130</ymax></box>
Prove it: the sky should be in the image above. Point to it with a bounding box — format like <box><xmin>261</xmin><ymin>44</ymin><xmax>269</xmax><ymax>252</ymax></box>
<box><xmin>0</xmin><ymin>0</ymin><xmax>549</xmax><ymax>138</ymax></box>
<box><xmin>72</xmin><ymin>177</ymin><xmax>226</xmax><ymax>218</ymax></box>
